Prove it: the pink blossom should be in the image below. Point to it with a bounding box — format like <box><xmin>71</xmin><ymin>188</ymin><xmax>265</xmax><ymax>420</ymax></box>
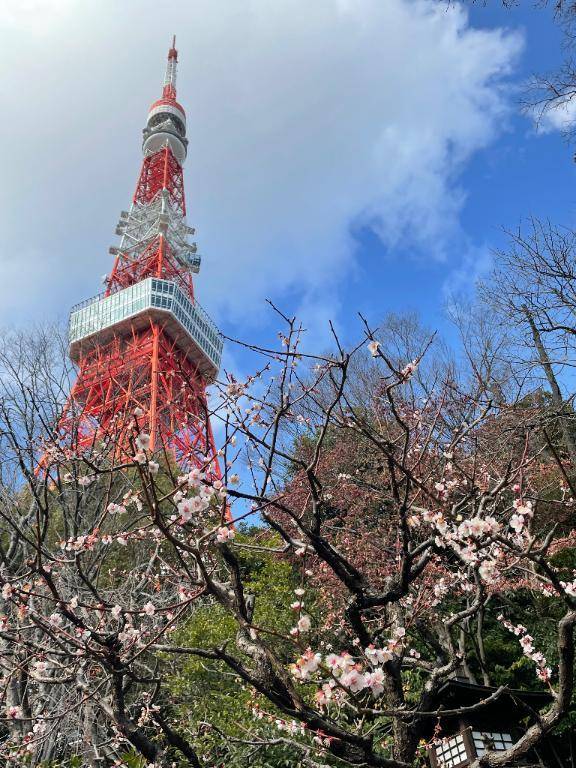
<box><xmin>510</xmin><ymin>514</ymin><xmax>525</xmax><ymax>533</ymax></box>
<box><xmin>364</xmin><ymin>668</ymin><xmax>385</xmax><ymax>696</ymax></box>
<box><xmin>340</xmin><ymin>669</ymin><xmax>367</xmax><ymax>693</ymax></box>
<box><xmin>315</xmin><ymin>682</ymin><xmax>334</xmax><ymax>707</ymax></box>
<box><xmin>536</xmin><ymin>666</ymin><xmax>552</xmax><ymax>683</ymax></box>
<box><xmin>365</xmin><ymin>645</ymin><xmax>392</xmax><ymax>665</ymax></box>
<box><xmin>216</xmin><ymin>526</ymin><xmax>235</xmax><ymax>544</ymax></box>
<box><xmin>177</xmin><ymin>499</ymin><xmax>194</xmax><ymax>523</ymax></box>
<box><xmin>143</xmin><ymin>601</ymin><xmax>156</xmax><ymax>617</ymax></box>
<box><xmin>325</xmin><ymin>653</ymin><xmax>342</xmax><ymax>671</ymax></box>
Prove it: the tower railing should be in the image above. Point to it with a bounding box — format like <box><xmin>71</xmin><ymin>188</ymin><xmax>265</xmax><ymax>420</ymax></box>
<box><xmin>69</xmin><ymin>278</ymin><xmax>223</xmax><ymax>378</ymax></box>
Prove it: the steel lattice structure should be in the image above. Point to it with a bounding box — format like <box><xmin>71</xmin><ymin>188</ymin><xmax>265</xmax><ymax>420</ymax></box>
<box><xmin>53</xmin><ymin>38</ymin><xmax>223</xmax><ymax>473</ymax></box>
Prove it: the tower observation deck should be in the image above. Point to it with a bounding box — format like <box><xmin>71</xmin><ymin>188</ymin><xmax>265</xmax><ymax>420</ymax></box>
<box><xmin>51</xmin><ymin>38</ymin><xmax>223</xmax><ymax>472</ymax></box>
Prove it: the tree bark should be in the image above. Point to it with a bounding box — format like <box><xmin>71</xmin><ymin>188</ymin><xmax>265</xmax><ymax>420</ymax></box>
<box><xmin>523</xmin><ymin>305</ymin><xmax>576</xmax><ymax>462</ymax></box>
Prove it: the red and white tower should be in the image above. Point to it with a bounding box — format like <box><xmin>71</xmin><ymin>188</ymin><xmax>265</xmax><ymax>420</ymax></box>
<box><xmin>56</xmin><ymin>38</ymin><xmax>222</xmax><ymax>472</ymax></box>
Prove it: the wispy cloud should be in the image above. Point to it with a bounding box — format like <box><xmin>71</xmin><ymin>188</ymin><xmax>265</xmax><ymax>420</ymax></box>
<box><xmin>0</xmin><ymin>0</ymin><xmax>522</xmax><ymax>335</ymax></box>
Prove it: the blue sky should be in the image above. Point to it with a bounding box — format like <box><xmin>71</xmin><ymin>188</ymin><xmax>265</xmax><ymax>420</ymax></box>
<box><xmin>0</xmin><ymin>0</ymin><xmax>574</xmax><ymax>377</ymax></box>
<box><xmin>345</xmin><ymin>4</ymin><xmax>575</xmax><ymax>346</ymax></box>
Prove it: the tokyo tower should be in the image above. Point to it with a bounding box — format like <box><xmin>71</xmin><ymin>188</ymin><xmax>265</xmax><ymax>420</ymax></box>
<box><xmin>53</xmin><ymin>38</ymin><xmax>222</xmax><ymax>473</ymax></box>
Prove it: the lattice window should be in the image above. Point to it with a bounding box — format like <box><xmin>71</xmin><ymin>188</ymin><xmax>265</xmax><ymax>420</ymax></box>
<box><xmin>434</xmin><ymin>733</ymin><xmax>468</xmax><ymax>768</ymax></box>
<box><xmin>471</xmin><ymin>731</ymin><xmax>513</xmax><ymax>756</ymax></box>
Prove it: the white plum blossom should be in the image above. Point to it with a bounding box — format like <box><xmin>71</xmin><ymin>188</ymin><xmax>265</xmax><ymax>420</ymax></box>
<box><xmin>118</xmin><ymin>625</ymin><xmax>141</xmax><ymax>645</ymax></box>
<box><xmin>400</xmin><ymin>360</ymin><xmax>418</xmax><ymax>380</ymax></box>
<box><xmin>111</xmin><ymin>605</ymin><xmax>122</xmax><ymax>620</ymax></box>
<box><xmin>226</xmin><ymin>381</ymin><xmax>246</xmax><ymax>399</ymax></box>
<box><xmin>513</xmin><ymin>499</ymin><xmax>533</xmax><ymax>517</ymax></box>
<box><xmin>315</xmin><ymin>682</ymin><xmax>335</xmax><ymax>707</ymax></box>
<box><xmin>479</xmin><ymin>559</ymin><xmax>498</xmax><ymax>584</ymax></box>
<box><xmin>296</xmin><ymin>615</ymin><xmax>311</xmax><ymax>633</ymax></box>
<box><xmin>510</xmin><ymin>513</ymin><xmax>525</xmax><ymax>533</ymax></box>
<box><xmin>500</xmin><ymin>616</ymin><xmax>552</xmax><ymax>684</ymax></box>
<box><xmin>177</xmin><ymin>498</ymin><xmax>194</xmax><ymax>523</ymax></box>
<box><xmin>135</xmin><ymin>433</ymin><xmax>151</xmax><ymax>451</ymax></box>
<box><xmin>365</xmin><ymin>645</ymin><xmax>392</xmax><ymax>665</ymax></box>
<box><xmin>367</xmin><ymin>340</ymin><xmax>380</xmax><ymax>357</ymax></box>
<box><xmin>561</xmin><ymin>579</ymin><xmax>576</xmax><ymax>598</ymax></box>
<box><xmin>364</xmin><ymin>668</ymin><xmax>385</xmax><ymax>696</ymax></box>
<box><xmin>340</xmin><ymin>668</ymin><xmax>367</xmax><ymax>693</ymax></box>
<box><xmin>433</xmin><ymin>579</ymin><xmax>449</xmax><ymax>601</ymax></box>
<box><xmin>143</xmin><ymin>601</ymin><xmax>156</xmax><ymax>617</ymax></box>
<box><xmin>216</xmin><ymin>526</ymin><xmax>235</xmax><ymax>544</ymax></box>
<box><xmin>1</xmin><ymin>584</ymin><xmax>13</xmax><ymax>600</ymax></box>
<box><xmin>107</xmin><ymin>502</ymin><xmax>127</xmax><ymax>515</ymax></box>
<box><xmin>328</xmin><ymin>652</ymin><xmax>355</xmax><ymax>675</ymax></box>
<box><xmin>291</xmin><ymin>649</ymin><xmax>322</xmax><ymax>680</ymax></box>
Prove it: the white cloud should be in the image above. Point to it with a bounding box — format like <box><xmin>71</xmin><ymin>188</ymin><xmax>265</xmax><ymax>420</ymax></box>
<box><xmin>442</xmin><ymin>243</ymin><xmax>493</xmax><ymax>300</ymax></box>
<box><xmin>0</xmin><ymin>0</ymin><xmax>522</xmax><ymax>333</ymax></box>
<box><xmin>536</xmin><ymin>97</ymin><xmax>576</xmax><ymax>133</ymax></box>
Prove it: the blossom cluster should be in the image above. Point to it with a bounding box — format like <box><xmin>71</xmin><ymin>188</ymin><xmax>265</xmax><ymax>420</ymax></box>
<box><xmin>290</xmin><ymin>627</ymin><xmax>409</xmax><ymax>707</ymax></box>
<box><xmin>499</xmin><ymin>615</ymin><xmax>552</xmax><ymax>683</ymax></box>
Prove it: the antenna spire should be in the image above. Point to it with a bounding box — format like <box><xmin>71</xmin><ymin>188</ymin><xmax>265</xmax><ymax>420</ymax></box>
<box><xmin>163</xmin><ymin>36</ymin><xmax>178</xmax><ymax>100</ymax></box>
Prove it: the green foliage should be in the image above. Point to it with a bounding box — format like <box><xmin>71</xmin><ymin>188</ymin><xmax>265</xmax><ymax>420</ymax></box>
<box><xmin>117</xmin><ymin>751</ymin><xmax>147</xmax><ymax>768</ymax></box>
<box><xmin>166</xmin><ymin>527</ymin><xmax>311</xmax><ymax>767</ymax></box>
